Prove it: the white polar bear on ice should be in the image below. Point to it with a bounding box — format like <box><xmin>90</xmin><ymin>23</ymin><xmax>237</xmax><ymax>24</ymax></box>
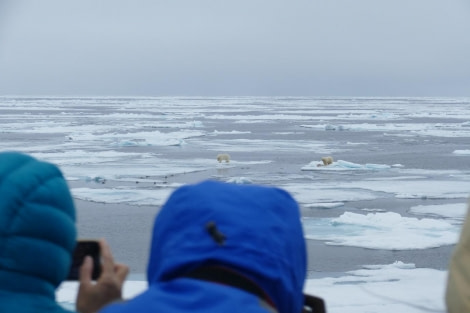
<box><xmin>217</xmin><ymin>154</ymin><xmax>230</xmax><ymax>163</ymax></box>
<box><xmin>319</xmin><ymin>156</ymin><xmax>334</xmax><ymax>166</ymax></box>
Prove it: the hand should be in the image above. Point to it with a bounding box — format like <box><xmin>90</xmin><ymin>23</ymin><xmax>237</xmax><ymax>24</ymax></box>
<box><xmin>76</xmin><ymin>239</ymin><xmax>129</xmax><ymax>313</ymax></box>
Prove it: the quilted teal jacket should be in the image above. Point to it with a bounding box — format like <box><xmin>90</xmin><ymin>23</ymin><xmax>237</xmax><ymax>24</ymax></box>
<box><xmin>0</xmin><ymin>152</ymin><xmax>77</xmax><ymax>313</ymax></box>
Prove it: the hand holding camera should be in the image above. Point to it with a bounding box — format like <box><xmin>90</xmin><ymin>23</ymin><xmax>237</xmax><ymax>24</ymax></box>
<box><xmin>74</xmin><ymin>239</ymin><xmax>129</xmax><ymax>313</ymax></box>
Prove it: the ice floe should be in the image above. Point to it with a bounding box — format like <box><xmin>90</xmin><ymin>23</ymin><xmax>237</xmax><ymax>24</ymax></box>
<box><xmin>302</xmin><ymin>211</ymin><xmax>460</xmax><ymax>250</ymax></box>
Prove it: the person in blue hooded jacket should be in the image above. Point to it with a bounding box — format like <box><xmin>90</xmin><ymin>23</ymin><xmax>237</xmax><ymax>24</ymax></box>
<box><xmin>80</xmin><ymin>180</ymin><xmax>308</xmax><ymax>313</ymax></box>
<box><xmin>0</xmin><ymin>151</ymin><xmax>128</xmax><ymax>313</ymax></box>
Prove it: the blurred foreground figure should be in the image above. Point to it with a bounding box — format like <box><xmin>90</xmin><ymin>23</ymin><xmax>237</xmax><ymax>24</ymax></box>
<box><xmin>97</xmin><ymin>180</ymin><xmax>310</xmax><ymax>313</ymax></box>
<box><xmin>0</xmin><ymin>152</ymin><xmax>127</xmax><ymax>313</ymax></box>
<box><xmin>446</xmin><ymin>201</ymin><xmax>470</xmax><ymax>312</ymax></box>
<box><xmin>0</xmin><ymin>151</ymin><xmax>78</xmax><ymax>313</ymax></box>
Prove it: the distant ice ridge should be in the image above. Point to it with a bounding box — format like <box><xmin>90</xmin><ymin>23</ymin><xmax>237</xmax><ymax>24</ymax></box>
<box><xmin>226</xmin><ymin>177</ymin><xmax>253</xmax><ymax>184</ymax></box>
<box><xmin>302</xmin><ymin>211</ymin><xmax>460</xmax><ymax>250</ymax></box>
<box><xmin>325</xmin><ymin>124</ymin><xmax>348</xmax><ymax>131</ymax></box>
<box><xmin>67</xmin><ymin>167</ymin><xmax>470</xmax><ymax>209</ymax></box>
<box><xmin>57</xmin><ymin>261</ymin><xmax>447</xmax><ymax>313</ymax></box>
<box><xmin>453</xmin><ymin>149</ymin><xmax>470</xmax><ymax>155</ymax></box>
<box><xmin>283</xmin><ymin>178</ymin><xmax>470</xmax><ymax>206</ymax></box>
<box><xmin>304</xmin><ymin>202</ymin><xmax>345</xmax><ymax>209</ymax></box>
<box><xmin>300</xmin><ymin>121</ymin><xmax>470</xmax><ymax>138</ymax></box>
<box><xmin>189</xmin><ymin>137</ymin><xmax>337</xmax><ymax>154</ymax></box>
<box><xmin>32</xmin><ymin>150</ymin><xmax>148</xmax><ymax>165</ymax></box>
<box><xmin>409</xmin><ymin>203</ymin><xmax>467</xmax><ymax>221</ymax></box>
<box><xmin>302</xmin><ymin>159</ymin><xmax>394</xmax><ymax>171</ymax></box>
<box><xmin>71</xmin><ymin>187</ymin><xmax>177</xmax><ymax>206</ymax></box>
<box><xmin>103</xmin><ymin>130</ymin><xmax>204</xmax><ymax>147</ymax></box>
<box><xmin>212</xmin><ymin>130</ymin><xmax>252</xmax><ymax>135</ymax></box>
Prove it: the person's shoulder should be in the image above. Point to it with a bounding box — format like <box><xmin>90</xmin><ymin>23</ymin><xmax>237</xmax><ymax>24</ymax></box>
<box><xmin>100</xmin><ymin>280</ymin><xmax>275</xmax><ymax>313</ymax></box>
<box><xmin>0</xmin><ymin>293</ymin><xmax>76</xmax><ymax>313</ymax></box>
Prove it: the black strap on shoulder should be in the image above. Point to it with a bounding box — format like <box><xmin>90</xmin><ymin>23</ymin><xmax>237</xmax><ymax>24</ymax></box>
<box><xmin>183</xmin><ymin>265</ymin><xmax>276</xmax><ymax>309</ymax></box>
<box><xmin>183</xmin><ymin>265</ymin><xmax>327</xmax><ymax>313</ymax></box>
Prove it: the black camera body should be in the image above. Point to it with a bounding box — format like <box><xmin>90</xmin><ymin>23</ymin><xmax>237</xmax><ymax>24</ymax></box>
<box><xmin>67</xmin><ymin>240</ymin><xmax>101</xmax><ymax>281</ymax></box>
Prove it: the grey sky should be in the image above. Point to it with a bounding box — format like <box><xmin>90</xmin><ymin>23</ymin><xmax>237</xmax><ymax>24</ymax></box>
<box><xmin>1</xmin><ymin>1</ymin><xmax>469</xmax><ymax>97</ymax></box>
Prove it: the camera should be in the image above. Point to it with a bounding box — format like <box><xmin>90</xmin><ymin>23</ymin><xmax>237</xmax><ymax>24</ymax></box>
<box><xmin>67</xmin><ymin>240</ymin><xmax>102</xmax><ymax>280</ymax></box>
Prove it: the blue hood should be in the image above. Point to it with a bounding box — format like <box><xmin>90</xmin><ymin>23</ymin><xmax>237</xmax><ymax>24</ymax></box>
<box><xmin>0</xmin><ymin>152</ymin><xmax>76</xmax><ymax>312</ymax></box>
<box><xmin>147</xmin><ymin>180</ymin><xmax>306</xmax><ymax>313</ymax></box>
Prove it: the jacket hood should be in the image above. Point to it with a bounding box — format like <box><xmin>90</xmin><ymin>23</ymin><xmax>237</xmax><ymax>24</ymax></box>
<box><xmin>147</xmin><ymin>180</ymin><xmax>306</xmax><ymax>313</ymax></box>
<box><xmin>0</xmin><ymin>152</ymin><xmax>76</xmax><ymax>296</ymax></box>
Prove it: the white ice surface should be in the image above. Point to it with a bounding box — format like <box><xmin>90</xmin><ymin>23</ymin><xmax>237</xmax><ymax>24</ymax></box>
<box><xmin>409</xmin><ymin>203</ymin><xmax>467</xmax><ymax>221</ymax></box>
<box><xmin>71</xmin><ymin>187</ymin><xmax>176</xmax><ymax>206</ymax></box>
<box><xmin>56</xmin><ymin>262</ymin><xmax>447</xmax><ymax>313</ymax></box>
<box><xmin>453</xmin><ymin>149</ymin><xmax>470</xmax><ymax>155</ymax></box>
<box><xmin>300</xmin><ymin>121</ymin><xmax>470</xmax><ymax>138</ymax></box>
<box><xmin>283</xmin><ymin>177</ymin><xmax>470</xmax><ymax>205</ymax></box>
<box><xmin>302</xmin><ymin>160</ymin><xmax>393</xmax><ymax>171</ymax></box>
<box><xmin>303</xmin><ymin>211</ymin><xmax>460</xmax><ymax>250</ymax></box>
<box><xmin>304</xmin><ymin>262</ymin><xmax>447</xmax><ymax>313</ymax></box>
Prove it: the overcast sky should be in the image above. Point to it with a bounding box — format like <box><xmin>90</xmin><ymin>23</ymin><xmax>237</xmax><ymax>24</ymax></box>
<box><xmin>1</xmin><ymin>1</ymin><xmax>469</xmax><ymax>97</ymax></box>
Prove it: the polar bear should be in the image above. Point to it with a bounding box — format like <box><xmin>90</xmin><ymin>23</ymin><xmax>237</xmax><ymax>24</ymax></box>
<box><xmin>321</xmin><ymin>156</ymin><xmax>334</xmax><ymax>166</ymax></box>
<box><xmin>217</xmin><ymin>153</ymin><xmax>230</xmax><ymax>163</ymax></box>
